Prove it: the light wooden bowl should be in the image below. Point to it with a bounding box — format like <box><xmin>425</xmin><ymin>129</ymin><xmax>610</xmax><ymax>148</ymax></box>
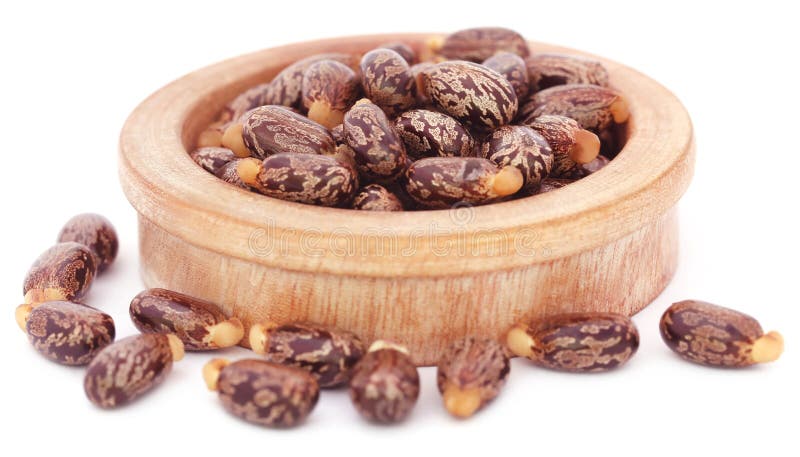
<box><xmin>119</xmin><ymin>33</ymin><xmax>694</xmax><ymax>365</ymax></box>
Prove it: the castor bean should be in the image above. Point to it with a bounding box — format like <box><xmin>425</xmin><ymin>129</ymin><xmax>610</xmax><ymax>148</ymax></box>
<box><xmin>343</xmin><ymin>99</ymin><xmax>408</xmax><ymax>181</ymax></box>
<box><xmin>583</xmin><ymin>154</ymin><xmax>610</xmax><ymax>174</ymax></box>
<box><xmin>394</xmin><ymin>109</ymin><xmax>475</xmax><ymax>159</ymax></box>
<box><xmin>482</xmin><ymin>51</ymin><xmax>530</xmax><ymax>99</ymax></box>
<box><xmin>430</xmin><ymin>27</ymin><xmax>530</xmax><ymax>62</ymax></box>
<box><xmin>422</xmin><ymin>61</ymin><xmax>518</xmax><ymax>131</ymax></box>
<box><xmin>240</xmin><ymin>153</ymin><xmax>358</xmax><ymax>207</ymax></box>
<box><xmin>129</xmin><ymin>288</ymin><xmax>244</xmax><ymax>351</ymax></box>
<box><xmin>21</xmin><ymin>301</ymin><xmax>114</xmax><ymax>365</ymax></box>
<box><xmin>525</xmin><ymin>53</ymin><xmax>610</xmax><ymax>93</ymax></box>
<box><xmin>190</xmin><ymin>146</ymin><xmax>237</xmax><ymax>175</ymax></box>
<box><xmin>214</xmin><ymin>157</ymin><xmax>259</xmax><ymax>190</ymax></box>
<box><xmin>360</xmin><ymin>49</ymin><xmax>417</xmax><ymax>117</ymax></box>
<box><xmin>519</xmin><ymin>84</ymin><xmax>629</xmax><ymax>133</ymax></box>
<box><xmin>409</xmin><ymin>62</ymin><xmax>435</xmax><ymax>104</ymax></box>
<box><xmin>330</xmin><ymin>123</ymin><xmax>345</xmax><ymax>145</ymax></box>
<box><xmin>481</xmin><ymin>125</ymin><xmax>553</xmax><ymax>190</ymax></box>
<box><xmin>203</xmin><ymin>358</ymin><xmax>319</xmax><ymax>428</ymax></box>
<box><xmin>22</xmin><ymin>242</ymin><xmax>97</xmax><ymax>305</ymax></box>
<box><xmin>660</xmin><ymin>300</ymin><xmax>783</xmax><ymax>367</ymax></box>
<box><xmin>302</xmin><ymin>59</ymin><xmax>360</xmax><ymax>129</ymax></box>
<box><xmin>405</xmin><ymin>157</ymin><xmax>523</xmax><ymax>208</ymax></box>
<box><xmin>249</xmin><ymin>321</ymin><xmax>365</xmax><ymax>387</ymax></box>
<box><xmin>241</xmin><ymin>105</ymin><xmax>335</xmax><ymax>158</ymax></box>
<box><xmin>536</xmin><ymin>177</ymin><xmax>576</xmax><ymax>194</ymax></box>
<box><xmin>220</xmin><ymin>53</ymin><xmax>360</xmax><ymax>122</ymax></box>
<box><xmin>507</xmin><ymin>312</ymin><xmax>639</xmax><ymax>372</ymax></box>
<box><xmin>378</xmin><ymin>42</ymin><xmax>416</xmax><ymax>65</ymax></box>
<box><xmin>351</xmin><ymin>184</ymin><xmax>404</xmax><ymax>211</ymax></box>
<box><xmin>349</xmin><ymin>341</ymin><xmax>419</xmax><ymax>424</ymax></box>
<box><xmin>221</xmin><ymin>121</ymin><xmax>251</xmax><ymax>158</ymax></box>
<box><xmin>525</xmin><ymin>114</ymin><xmax>600</xmax><ymax>179</ymax></box>
<box><xmin>57</xmin><ymin>213</ymin><xmax>118</xmax><ymax>274</ymax></box>
<box><xmin>437</xmin><ymin>337</ymin><xmax>510</xmax><ymax>419</ymax></box>
<box><xmin>84</xmin><ymin>334</ymin><xmax>184</xmax><ymax>408</ymax></box>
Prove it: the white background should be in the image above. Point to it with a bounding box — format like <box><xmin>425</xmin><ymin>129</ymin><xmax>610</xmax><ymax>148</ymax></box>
<box><xmin>1</xmin><ymin>1</ymin><xmax>798</xmax><ymax>456</ymax></box>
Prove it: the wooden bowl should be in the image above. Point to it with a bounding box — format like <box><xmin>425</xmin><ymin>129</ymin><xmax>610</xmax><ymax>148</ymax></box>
<box><xmin>119</xmin><ymin>33</ymin><xmax>694</xmax><ymax>365</ymax></box>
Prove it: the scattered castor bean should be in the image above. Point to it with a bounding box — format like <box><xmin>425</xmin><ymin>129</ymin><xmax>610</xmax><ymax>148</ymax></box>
<box><xmin>203</xmin><ymin>358</ymin><xmax>319</xmax><ymax>428</ymax></box>
<box><xmin>525</xmin><ymin>53</ymin><xmax>610</xmax><ymax>93</ymax></box>
<box><xmin>659</xmin><ymin>300</ymin><xmax>783</xmax><ymax>367</ymax></box>
<box><xmin>242</xmin><ymin>105</ymin><xmax>335</xmax><ymax>158</ymax></box>
<box><xmin>422</xmin><ymin>61</ymin><xmax>518</xmax><ymax>131</ymax></box>
<box><xmin>302</xmin><ymin>59</ymin><xmax>361</xmax><ymax>129</ymax></box>
<box><xmin>405</xmin><ymin>157</ymin><xmax>523</xmax><ymax>208</ymax></box>
<box><xmin>482</xmin><ymin>51</ymin><xmax>530</xmax><ymax>99</ymax></box>
<box><xmin>190</xmin><ymin>146</ymin><xmax>237</xmax><ymax>175</ymax></box>
<box><xmin>20</xmin><ymin>301</ymin><xmax>114</xmax><ymax>365</ymax></box>
<box><xmin>352</xmin><ymin>184</ymin><xmax>404</xmax><ymax>211</ymax></box>
<box><xmin>519</xmin><ymin>84</ymin><xmax>629</xmax><ymax>133</ymax></box>
<box><xmin>507</xmin><ymin>312</ymin><xmax>640</xmax><ymax>372</ymax></box>
<box><xmin>481</xmin><ymin>125</ymin><xmax>554</xmax><ymax>190</ymax></box>
<box><xmin>378</xmin><ymin>42</ymin><xmax>416</xmax><ymax>65</ymax></box>
<box><xmin>249</xmin><ymin>321</ymin><xmax>365</xmax><ymax>388</ymax></box>
<box><xmin>394</xmin><ymin>109</ymin><xmax>474</xmax><ymax>159</ymax></box>
<box><xmin>344</xmin><ymin>99</ymin><xmax>408</xmax><ymax>181</ymax></box>
<box><xmin>360</xmin><ymin>48</ymin><xmax>417</xmax><ymax>117</ymax></box>
<box><xmin>525</xmin><ymin>115</ymin><xmax>600</xmax><ymax>179</ymax></box>
<box><xmin>129</xmin><ymin>288</ymin><xmax>244</xmax><ymax>351</ymax></box>
<box><xmin>349</xmin><ymin>341</ymin><xmax>420</xmax><ymax>424</ymax></box>
<box><xmin>84</xmin><ymin>334</ymin><xmax>184</xmax><ymax>408</ymax></box>
<box><xmin>240</xmin><ymin>153</ymin><xmax>358</xmax><ymax>207</ymax></box>
<box><xmin>437</xmin><ymin>337</ymin><xmax>510</xmax><ymax>419</ymax></box>
<box><xmin>221</xmin><ymin>121</ymin><xmax>251</xmax><ymax>158</ymax></box>
<box><xmin>22</xmin><ymin>242</ymin><xmax>97</xmax><ymax>305</ymax></box>
<box><xmin>431</xmin><ymin>27</ymin><xmax>530</xmax><ymax>62</ymax></box>
<box><xmin>57</xmin><ymin>213</ymin><xmax>118</xmax><ymax>274</ymax></box>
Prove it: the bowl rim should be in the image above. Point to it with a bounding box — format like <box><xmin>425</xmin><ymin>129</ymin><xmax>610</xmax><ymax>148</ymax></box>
<box><xmin>119</xmin><ymin>33</ymin><xmax>695</xmax><ymax>277</ymax></box>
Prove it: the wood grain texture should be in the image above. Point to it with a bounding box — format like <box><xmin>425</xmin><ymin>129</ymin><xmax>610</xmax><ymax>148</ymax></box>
<box><xmin>120</xmin><ymin>34</ymin><xmax>695</xmax><ymax>365</ymax></box>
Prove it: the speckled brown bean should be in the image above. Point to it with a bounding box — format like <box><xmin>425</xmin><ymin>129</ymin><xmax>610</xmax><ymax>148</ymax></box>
<box><xmin>24</xmin><ymin>301</ymin><xmax>114</xmax><ymax>365</ymax></box>
<box><xmin>302</xmin><ymin>60</ymin><xmax>361</xmax><ymax>129</ymax></box>
<box><xmin>57</xmin><ymin>213</ymin><xmax>118</xmax><ymax>273</ymax></box>
<box><xmin>405</xmin><ymin>157</ymin><xmax>524</xmax><ymax>208</ymax></box>
<box><xmin>190</xmin><ymin>146</ymin><xmax>237</xmax><ymax>175</ymax></box>
<box><xmin>343</xmin><ymin>99</ymin><xmax>408</xmax><ymax>181</ymax></box>
<box><xmin>394</xmin><ymin>109</ymin><xmax>475</xmax><ymax>159</ymax></box>
<box><xmin>214</xmin><ymin>158</ymin><xmax>255</xmax><ymax>190</ymax></box>
<box><xmin>525</xmin><ymin>114</ymin><xmax>601</xmax><ymax>178</ymax></box>
<box><xmin>525</xmin><ymin>53</ymin><xmax>610</xmax><ymax>93</ymax></box>
<box><xmin>352</xmin><ymin>184</ymin><xmax>404</xmax><ymax>211</ymax></box>
<box><xmin>249</xmin><ymin>322</ymin><xmax>365</xmax><ymax>387</ymax></box>
<box><xmin>84</xmin><ymin>334</ymin><xmax>184</xmax><ymax>408</ymax></box>
<box><xmin>536</xmin><ymin>177</ymin><xmax>576</xmax><ymax>194</ymax></box>
<box><xmin>360</xmin><ymin>49</ymin><xmax>417</xmax><ymax>117</ymax></box>
<box><xmin>130</xmin><ymin>288</ymin><xmax>244</xmax><ymax>351</ymax></box>
<box><xmin>23</xmin><ymin>242</ymin><xmax>97</xmax><ymax>304</ymax></box>
<box><xmin>330</xmin><ymin>124</ymin><xmax>345</xmax><ymax>145</ymax></box>
<box><xmin>519</xmin><ymin>84</ymin><xmax>629</xmax><ymax>133</ymax></box>
<box><xmin>241</xmin><ymin>105</ymin><xmax>335</xmax><ymax>158</ymax></box>
<box><xmin>423</xmin><ymin>61</ymin><xmax>518</xmax><ymax>132</ymax></box>
<box><xmin>349</xmin><ymin>343</ymin><xmax>420</xmax><ymax>423</ymax></box>
<box><xmin>481</xmin><ymin>125</ymin><xmax>553</xmax><ymax>190</ymax></box>
<box><xmin>660</xmin><ymin>300</ymin><xmax>784</xmax><ymax>367</ymax></box>
<box><xmin>378</xmin><ymin>42</ymin><xmax>416</xmax><ymax>65</ymax></box>
<box><xmin>206</xmin><ymin>359</ymin><xmax>319</xmax><ymax>428</ymax></box>
<box><xmin>434</xmin><ymin>27</ymin><xmax>530</xmax><ymax>62</ymax></box>
<box><xmin>220</xmin><ymin>53</ymin><xmax>359</xmax><ymax>121</ymax></box>
<box><xmin>254</xmin><ymin>153</ymin><xmax>358</xmax><ymax>207</ymax></box>
<box><xmin>483</xmin><ymin>52</ymin><xmax>530</xmax><ymax>99</ymax></box>
<box><xmin>507</xmin><ymin>313</ymin><xmax>640</xmax><ymax>372</ymax></box>
<box><xmin>437</xmin><ymin>338</ymin><xmax>510</xmax><ymax>418</ymax></box>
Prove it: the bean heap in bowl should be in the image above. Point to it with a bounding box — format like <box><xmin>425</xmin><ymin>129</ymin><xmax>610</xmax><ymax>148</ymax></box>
<box><xmin>190</xmin><ymin>27</ymin><xmax>629</xmax><ymax>210</ymax></box>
